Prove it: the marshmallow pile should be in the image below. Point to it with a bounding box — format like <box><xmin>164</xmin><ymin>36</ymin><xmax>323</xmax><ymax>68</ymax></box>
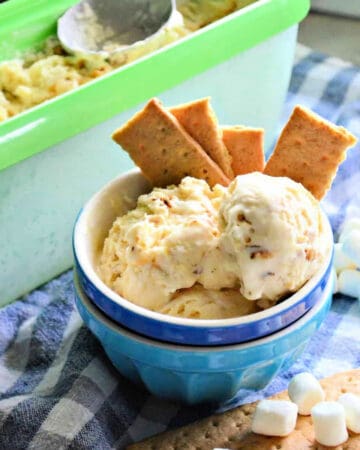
<box><xmin>251</xmin><ymin>372</ymin><xmax>360</xmax><ymax>447</ymax></box>
<box><xmin>333</xmin><ymin>218</ymin><xmax>360</xmax><ymax>298</ymax></box>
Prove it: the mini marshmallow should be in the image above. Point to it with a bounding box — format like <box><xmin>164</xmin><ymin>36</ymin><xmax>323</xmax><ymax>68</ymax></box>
<box><xmin>311</xmin><ymin>401</ymin><xmax>348</xmax><ymax>447</ymax></box>
<box><xmin>251</xmin><ymin>400</ymin><xmax>298</xmax><ymax>437</ymax></box>
<box><xmin>342</xmin><ymin>230</ymin><xmax>360</xmax><ymax>268</ymax></box>
<box><xmin>333</xmin><ymin>243</ymin><xmax>357</xmax><ymax>274</ymax></box>
<box><xmin>338</xmin><ymin>393</ymin><xmax>360</xmax><ymax>433</ymax></box>
<box><xmin>339</xmin><ymin>218</ymin><xmax>360</xmax><ymax>243</ymax></box>
<box><xmin>337</xmin><ymin>269</ymin><xmax>360</xmax><ymax>298</ymax></box>
<box><xmin>332</xmin><ymin>268</ymin><xmax>338</xmax><ymax>294</ymax></box>
<box><xmin>288</xmin><ymin>372</ymin><xmax>325</xmax><ymax>415</ymax></box>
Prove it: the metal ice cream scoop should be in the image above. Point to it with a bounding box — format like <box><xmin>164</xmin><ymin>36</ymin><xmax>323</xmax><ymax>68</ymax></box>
<box><xmin>58</xmin><ymin>0</ymin><xmax>176</xmax><ymax>55</ymax></box>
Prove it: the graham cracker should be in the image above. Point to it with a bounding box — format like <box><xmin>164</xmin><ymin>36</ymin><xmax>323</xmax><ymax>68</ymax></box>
<box><xmin>127</xmin><ymin>369</ymin><xmax>360</xmax><ymax>450</ymax></box>
<box><xmin>169</xmin><ymin>98</ymin><xmax>234</xmax><ymax>179</ymax></box>
<box><xmin>222</xmin><ymin>126</ymin><xmax>265</xmax><ymax>175</ymax></box>
<box><xmin>112</xmin><ymin>98</ymin><xmax>230</xmax><ymax>188</ymax></box>
<box><xmin>264</xmin><ymin>105</ymin><xmax>357</xmax><ymax>200</ymax></box>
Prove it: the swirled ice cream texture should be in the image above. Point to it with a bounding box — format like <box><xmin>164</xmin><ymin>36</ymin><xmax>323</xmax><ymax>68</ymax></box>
<box><xmin>219</xmin><ymin>173</ymin><xmax>328</xmax><ymax>300</ymax></box>
<box><xmin>98</xmin><ymin>173</ymin><xmax>328</xmax><ymax>318</ymax></box>
<box><xmin>98</xmin><ymin>177</ymin><xmax>231</xmax><ymax>311</ymax></box>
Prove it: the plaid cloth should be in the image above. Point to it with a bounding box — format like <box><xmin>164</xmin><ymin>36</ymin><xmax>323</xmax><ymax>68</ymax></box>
<box><xmin>1</xmin><ymin>44</ymin><xmax>360</xmax><ymax>449</ymax></box>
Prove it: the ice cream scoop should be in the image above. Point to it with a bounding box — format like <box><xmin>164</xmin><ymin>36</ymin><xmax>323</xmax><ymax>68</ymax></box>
<box><xmin>159</xmin><ymin>285</ymin><xmax>258</xmax><ymax>319</ymax></box>
<box><xmin>58</xmin><ymin>0</ymin><xmax>177</xmax><ymax>55</ymax></box>
<box><xmin>219</xmin><ymin>173</ymin><xmax>327</xmax><ymax>301</ymax></box>
<box><xmin>98</xmin><ymin>177</ymin><xmax>227</xmax><ymax>310</ymax></box>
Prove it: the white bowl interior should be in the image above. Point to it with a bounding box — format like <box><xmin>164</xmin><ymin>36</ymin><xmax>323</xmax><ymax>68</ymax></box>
<box><xmin>74</xmin><ymin>169</ymin><xmax>334</xmax><ymax>328</ymax></box>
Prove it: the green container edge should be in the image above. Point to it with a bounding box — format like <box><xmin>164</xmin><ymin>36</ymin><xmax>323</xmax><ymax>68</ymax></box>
<box><xmin>0</xmin><ymin>0</ymin><xmax>310</xmax><ymax>172</ymax></box>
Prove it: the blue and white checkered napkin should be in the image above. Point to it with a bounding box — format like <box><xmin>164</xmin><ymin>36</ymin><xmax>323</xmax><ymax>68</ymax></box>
<box><xmin>1</xmin><ymin>45</ymin><xmax>360</xmax><ymax>449</ymax></box>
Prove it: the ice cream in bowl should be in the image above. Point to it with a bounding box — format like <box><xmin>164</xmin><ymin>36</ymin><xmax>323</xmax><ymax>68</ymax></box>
<box><xmin>73</xmin><ymin>98</ymin><xmax>357</xmax><ymax>345</ymax></box>
<box><xmin>73</xmin><ymin>169</ymin><xmax>333</xmax><ymax>345</ymax></box>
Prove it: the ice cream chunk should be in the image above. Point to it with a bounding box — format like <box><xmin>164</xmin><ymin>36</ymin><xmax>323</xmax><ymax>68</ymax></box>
<box><xmin>219</xmin><ymin>173</ymin><xmax>327</xmax><ymax>301</ymax></box>
<box><xmin>98</xmin><ymin>177</ymin><xmax>227</xmax><ymax>310</ymax></box>
<box><xmin>159</xmin><ymin>285</ymin><xmax>258</xmax><ymax>319</ymax></box>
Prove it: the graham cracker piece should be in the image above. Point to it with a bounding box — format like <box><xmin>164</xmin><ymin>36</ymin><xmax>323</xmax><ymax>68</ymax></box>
<box><xmin>222</xmin><ymin>126</ymin><xmax>265</xmax><ymax>175</ymax></box>
<box><xmin>169</xmin><ymin>98</ymin><xmax>234</xmax><ymax>179</ymax></box>
<box><xmin>127</xmin><ymin>369</ymin><xmax>360</xmax><ymax>450</ymax></box>
<box><xmin>112</xmin><ymin>98</ymin><xmax>230</xmax><ymax>188</ymax></box>
<box><xmin>264</xmin><ymin>105</ymin><xmax>357</xmax><ymax>200</ymax></box>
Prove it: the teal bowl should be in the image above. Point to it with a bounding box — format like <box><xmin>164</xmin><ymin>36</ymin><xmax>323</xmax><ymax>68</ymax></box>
<box><xmin>74</xmin><ymin>271</ymin><xmax>333</xmax><ymax>404</ymax></box>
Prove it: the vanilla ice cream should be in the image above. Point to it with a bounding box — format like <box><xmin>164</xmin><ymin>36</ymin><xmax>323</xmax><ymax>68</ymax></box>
<box><xmin>159</xmin><ymin>285</ymin><xmax>258</xmax><ymax>319</ymax></box>
<box><xmin>99</xmin><ymin>173</ymin><xmax>328</xmax><ymax>318</ymax></box>
<box><xmin>219</xmin><ymin>173</ymin><xmax>327</xmax><ymax>301</ymax></box>
<box><xmin>98</xmin><ymin>177</ymin><xmax>227</xmax><ymax>311</ymax></box>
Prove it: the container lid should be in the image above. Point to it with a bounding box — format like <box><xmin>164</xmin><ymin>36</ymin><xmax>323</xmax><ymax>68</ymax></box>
<box><xmin>0</xmin><ymin>0</ymin><xmax>310</xmax><ymax>172</ymax></box>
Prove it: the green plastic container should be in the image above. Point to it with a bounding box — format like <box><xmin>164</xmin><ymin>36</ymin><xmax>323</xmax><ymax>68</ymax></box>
<box><xmin>0</xmin><ymin>0</ymin><xmax>310</xmax><ymax>305</ymax></box>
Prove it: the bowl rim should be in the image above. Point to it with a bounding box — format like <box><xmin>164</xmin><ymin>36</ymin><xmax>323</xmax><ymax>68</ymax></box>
<box><xmin>74</xmin><ymin>268</ymin><xmax>334</xmax><ymax>352</ymax></box>
<box><xmin>73</xmin><ymin>168</ymin><xmax>334</xmax><ymax>329</ymax></box>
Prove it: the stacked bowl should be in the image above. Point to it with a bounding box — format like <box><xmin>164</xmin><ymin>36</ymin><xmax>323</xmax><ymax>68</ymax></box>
<box><xmin>73</xmin><ymin>169</ymin><xmax>334</xmax><ymax>404</ymax></box>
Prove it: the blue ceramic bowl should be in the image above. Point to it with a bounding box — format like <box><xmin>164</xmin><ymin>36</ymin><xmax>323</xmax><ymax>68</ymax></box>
<box><xmin>74</xmin><ymin>270</ymin><xmax>334</xmax><ymax>404</ymax></box>
<box><xmin>73</xmin><ymin>169</ymin><xmax>334</xmax><ymax>346</ymax></box>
